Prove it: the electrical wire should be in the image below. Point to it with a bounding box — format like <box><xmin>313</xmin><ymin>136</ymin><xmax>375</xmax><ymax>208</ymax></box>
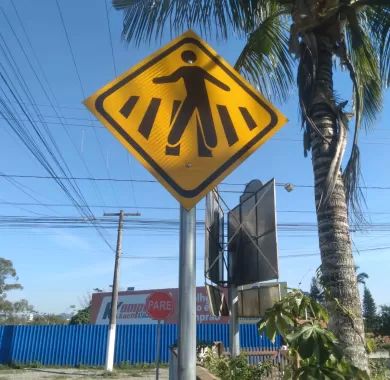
<box><xmin>0</xmin><ymin>5</ymin><xmax>117</xmax><ymax>252</ymax></box>
<box><xmin>0</xmin><ymin>53</ymin><xmax>114</xmax><ymax>253</ymax></box>
<box><xmin>0</xmin><ymin>173</ymin><xmax>389</xmax><ymax>191</ymax></box>
<box><xmin>55</xmin><ymin>0</ymin><xmax>120</xmax><ymax>206</ymax></box>
<box><xmin>119</xmin><ymin>245</ymin><xmax>390</xmax><ymax>261</ymax></box>
<box><xmin>9</xmin><ymin>1</ymin><xmax>110</xmax><ymax>215</ymax></box>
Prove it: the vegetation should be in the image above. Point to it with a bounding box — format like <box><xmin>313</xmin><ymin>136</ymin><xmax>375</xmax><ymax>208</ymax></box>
<box><xmin>369</xmin><ymin>359</ymin><xmax>390</xmax><ymax>380</ymax></box>
<box><xmin>259</xmin><ymin>290</ymin><xmax>369</xmax><ymax>379</ymax></box>
<box><xmin>32</xmin><ymin>314</ymin><xmax>68</xmax><ymax>325</ymax></box>
<box><xmin>202</xmin><ymin>350</ymin><xmax>274</xmax><ymax>380</ymax></box>
<box><xmin>363</xmin><ymin>287</ymin><xmax>377</xmax><ymax>333</ymax></box>
<box><xmin>356</xmin><ymin>269</ymin><xmax>369</xmax><ymax>287</ymax></box>
<box><xmin>113</xmin><ymin>0</ymin><xmax>390</xmax><ymax>371</ymax></box>
<box><xmin>0</xmin><ymin>257</ymin><xmax>34</xmax><ymax>322</ymax></box>
<box><xmin>309</xmin><ymin>275</ymin><xmax>324</xmax><ymax>304</ymax></box>
<box><xmin>69</xmin><ymin>305</ymin><xmax>91</xmax><ymax>325</ymax></box>
<box><xmin>0</xmin><ymin>257</ymin><xmax>77</xmax><ymax>325</ymax></box>
<box><xmin>376</xmin><ymin>305</ymin><xmax>390</xmax><ymax>336</ymax></box>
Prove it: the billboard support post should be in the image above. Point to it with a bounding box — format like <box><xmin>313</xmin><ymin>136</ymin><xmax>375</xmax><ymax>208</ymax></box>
<box><xmin>178</xmin><ymin>206</ymin><xmax>196</xmax><ymax>379</ymax></box>
<box><xmin>229</xmin><ymin>285</ymin><xmax>240</xmax><ymax>357</ymax></box>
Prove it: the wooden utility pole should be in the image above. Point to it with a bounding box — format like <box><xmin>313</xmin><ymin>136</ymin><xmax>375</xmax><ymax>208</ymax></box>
<box><xmin>104</xmin><ymin>210</ymin><xmax>140</xmax><ymax>372</ymax></box>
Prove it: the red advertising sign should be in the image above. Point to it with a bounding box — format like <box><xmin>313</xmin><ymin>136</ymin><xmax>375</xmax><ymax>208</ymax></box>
<box><xmin>90</xmin><ymin>286</ymin><xmax>229</xmax><ymax>325</ymax></box>
<box><xmin>146</xmin><ymin>291</ymin><xmax>174</xmax><ymax>320</ymax></box>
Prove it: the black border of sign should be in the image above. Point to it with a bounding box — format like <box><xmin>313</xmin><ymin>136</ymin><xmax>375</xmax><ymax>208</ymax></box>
<box><xmin>95</xmin><ymin>37</ymin><xmax>279</xmax><ymax>199</ymax></box>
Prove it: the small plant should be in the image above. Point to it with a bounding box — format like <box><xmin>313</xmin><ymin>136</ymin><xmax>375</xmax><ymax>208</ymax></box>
<box><xmin>117</xmin><ymin>361</ymin><xmax>133</xmax><ymax>370</ymax></box>
<box><xmin>380</xmin><ymin>343</ymin><xmax>390</xmax><ymax>351</ymax></box>
<box><xmin>259</xmin><ymin>289</ymin><xmax>370</xmax><ymax>379</ymax></box>
<box><xmin>9</xmin><ymin>362</ymin><xmax>26</xmax><ymax>369</ymax></box>
<box><xmin>365</xmin><ymin>335</ymin><xmax>377</xmax><ymax>353</ymax></box>
<box><xmin>202</xmin><ymin>348</ymin><xmax>274</xmax><ymax>380</ymax></box>
<box><xmin>369</xmin><ymin>358</ymin><xmax>390</xmax><ymax>380</ymax></box>
<box><xmin>102</xmin><ymin>370</ymin><xmax>119</xmax><ymax>377</ymax></box>
<box><xmin>27</xmin><ymin>361</ymin><xmax>43</xmax><ymax>368</ymax></box>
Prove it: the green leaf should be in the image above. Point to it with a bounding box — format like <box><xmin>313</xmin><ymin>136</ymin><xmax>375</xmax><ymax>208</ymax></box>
<box><xmin>298</xmin><ymin>335</ymin><xmax>317</xmax><ymax>359</ymax></box>
<box><xmin>234</xmin><ymin>5</ymin><xmax>294</xmax><ymax>103</ymax></box>
<box><xmin>265</xmin><ymin>316</ymin><xmax>277</xmax><ymax>342</ymax></box>
<box><xmin>345</xmin><ymin>7</ymin><xmax>383</xmax><ymax>129</ymax></box>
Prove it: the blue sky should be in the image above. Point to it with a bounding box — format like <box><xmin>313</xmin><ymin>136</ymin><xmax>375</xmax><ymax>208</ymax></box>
<box><xmin>0</xmin><ymin>0</ymin><xmax>389</xmax><ymax>314</ymax></box>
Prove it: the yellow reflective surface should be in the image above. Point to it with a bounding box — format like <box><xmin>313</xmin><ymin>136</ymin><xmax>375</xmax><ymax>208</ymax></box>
<box><xmin>84</xmin><ymin>30</ymin><xmax>287</xmax><ymax>209</ymax></box>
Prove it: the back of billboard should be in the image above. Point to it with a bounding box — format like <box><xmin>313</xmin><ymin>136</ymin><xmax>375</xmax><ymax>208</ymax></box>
<box><xmin>228</xmin><ymin>179</ymin><xmax>279</xmax><ymax>286</ymax></box>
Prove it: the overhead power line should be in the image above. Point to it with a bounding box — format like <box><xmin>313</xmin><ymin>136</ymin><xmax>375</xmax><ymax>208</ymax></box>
<box><xmin>55</xmin><ymin>0</ymin><xmax>120</xmax><ymax>206</ymax></box>
<box><xmin>0</xmin><ymin>216</ymin><xmax>390</xmax><ymax>234</ymax></box>
<box><xmin>8</xmin><ymin>1</ymin><xmax>109</xmax><ymax>214</ymax></box>
<box><xmin>0</xmin><ymin>7</ymin><xmax>115</xmax><ymax>252</ymax></box>
<box><xmin>1</xmin><ymin>201</ymin><xmax>390</xmax><ymax>217</ymax></box>
<box><xmin>120</xmin><ymin>245</ymin><xmax>390</xmax><ymax>261</ymax></box>
<box><xmin>0</xmin><ymin>173</ymin><xmax>390</xmax><ymax>191</ymax></box>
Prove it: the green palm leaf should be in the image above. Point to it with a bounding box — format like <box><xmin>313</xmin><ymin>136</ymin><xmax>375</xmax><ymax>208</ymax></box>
<box><xmin>345</xmin><ymin>8</ymin><xmax>382</xmax><ymax>129</ymax></box>
<box><xmin>234</xmin><ymin>9</ymin><xmax>294</xmax><ymax>103</ymax></box>
<box><xmin>341</xmin><ymin>5</ymin><xmax>384</xmax><ymax>222</ymax></box>
<box><xmin>113</xmin><ymin>0</ymin><xmax>294</xmax><ymax>103</ymax></box>
<box><xmin>113</xmin><ymin>0</ymin><xmax>261</xmax><ymax>44</ymax></box>
<box><xmin>363</xmin><ymin>5</ymin><xmax>390</xmax><ymax>87</ymax></box>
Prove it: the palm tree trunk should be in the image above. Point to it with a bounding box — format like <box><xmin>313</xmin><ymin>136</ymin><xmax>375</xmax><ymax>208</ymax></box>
<box><xmin>308</xmin><ymin>33</ymin><xmax>368</xmax><ymax>371</ymax></box>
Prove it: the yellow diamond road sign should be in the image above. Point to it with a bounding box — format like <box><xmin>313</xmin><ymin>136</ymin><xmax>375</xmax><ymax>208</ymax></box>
<box><xmin>84</xmin><ymin>30</ymin><xmax>287</xmax><ymax>209</ymax></box>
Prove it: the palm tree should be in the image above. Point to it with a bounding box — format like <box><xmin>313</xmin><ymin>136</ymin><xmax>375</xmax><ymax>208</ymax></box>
<box><xmin>112</xmin><ymin>0</ymin><xmax>389</xmax><ymax>371</ymax></box>
<box><xmin>356</xmin><ymin>265</ymin><xmax>369</xmax><ymax>286</ymax></box>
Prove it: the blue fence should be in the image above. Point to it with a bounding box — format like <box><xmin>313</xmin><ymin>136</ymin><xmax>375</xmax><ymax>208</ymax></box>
<box><xmin>0</xmin><ymin>324</ymin><xmax>281</xmax><ymax>366</ymax></box>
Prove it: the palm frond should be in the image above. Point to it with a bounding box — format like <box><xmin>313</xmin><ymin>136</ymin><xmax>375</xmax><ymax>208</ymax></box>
<box><xmin>362</xmin><ymin>5</ymin><xmax>390</xmax><ymax>88</ymax></box>
<box><xmin>343</xmin><ymin>144</ymin><xmax>367</xmax><ymax>225</ymax></box>
<box><xmin>234</xmin><ymin>9</ymin><xmax>294</xmax><ymax>103</ymax></box>
<box><xmin>112</xmin><ymin>0</ymin><xmax>266</xmax><ymax>45</ymax></box>
<box><xmin>345</xmin><ymin>9</ymin><xmax>382</xmax><ymax>129</ymax></box>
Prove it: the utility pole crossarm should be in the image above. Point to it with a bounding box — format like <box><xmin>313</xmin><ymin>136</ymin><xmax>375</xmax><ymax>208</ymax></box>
<box><xmin>103</xmin><ymin>212</ymin><xmax>141</xmax><ymax>217</ymax></box>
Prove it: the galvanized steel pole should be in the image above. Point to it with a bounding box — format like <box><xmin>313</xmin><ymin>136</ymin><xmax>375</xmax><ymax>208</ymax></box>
<box><xmin>156</xmin><ymin>320</ymin><xmax>161</xmax><ymax>380</ymax></box>
<box><xmin>229</xmin><ymin>285</ymin><xmax>240</xmax><ymax>357</ymax></box>
<box><xmin>178</xmin><ymin>206</ymin><xmax>196</xmax><ymax>379</ymax></box>
<box><xmin>228</xmin><ymin>247</ymin><xmax>240</xmax><ymax>358</ymax></box>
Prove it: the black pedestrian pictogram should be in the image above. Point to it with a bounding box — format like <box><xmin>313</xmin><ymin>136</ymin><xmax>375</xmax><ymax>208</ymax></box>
<box><xmin>118</xmin><ymin>50</ymin><xmax>262</xmax><ymax>157</ymax></box>
<box><xmin>153</xmin><ymin>50</ymin><xmax>230</xmax><ymax>157</ymax></box>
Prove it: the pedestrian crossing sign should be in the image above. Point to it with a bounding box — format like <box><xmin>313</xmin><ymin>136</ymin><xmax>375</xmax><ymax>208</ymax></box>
<box><xmin>84</xmin><ymin>30</ymin><xmax>287</xmax><ymax>209</ymax></box>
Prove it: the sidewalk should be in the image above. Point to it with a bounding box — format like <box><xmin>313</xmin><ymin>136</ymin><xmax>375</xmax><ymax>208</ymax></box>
<box><xmin>0</xmin><ymin>367</ymin><xmax>169</xmax><ymax>379</ymax></box>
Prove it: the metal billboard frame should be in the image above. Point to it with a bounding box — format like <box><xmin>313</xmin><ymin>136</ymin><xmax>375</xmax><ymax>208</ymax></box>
<box><xmin>227</xmin><ymin>179</ymin><xmax>279</xmax><ymax>286</ymax></box>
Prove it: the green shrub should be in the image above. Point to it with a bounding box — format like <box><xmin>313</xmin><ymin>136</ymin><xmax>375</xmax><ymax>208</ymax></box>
<box><xmin>366</xmin><ymin>336</ymin><xmax>378</xmax><ymax>353</ymax></box>
<box><xmin>259</xmin><ymin>289</ymin><xmax>370</xmax><ymax>379</ymax></box>
<box><xmin>202</xmin><ymin>349</ymin><xmax>274</xmax><ymax>380</ymax></box>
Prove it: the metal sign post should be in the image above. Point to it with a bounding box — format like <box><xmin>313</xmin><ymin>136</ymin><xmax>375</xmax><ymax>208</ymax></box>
<box><xmin>156</xmin><ymin>320</ymin><xmax>161</xmax><ymax>380</ymax></box>
<box><xmin>145</xmin><ymin>291</ymin><xmax>174</xmax><ymax>380</ymax></box>
<box><xmin>229</xmin><ymin>285</ymin><xmax>240</xmax><ymax>358</ymax></box>
<box><xmin>178</xmin><ymin>206</ymin><xmax>196</xmax><ymax>379</ymax></box>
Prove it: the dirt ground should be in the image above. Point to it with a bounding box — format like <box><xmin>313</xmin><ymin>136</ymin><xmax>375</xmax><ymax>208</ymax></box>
<box><xmin>0</xmin><ymin>367</ymin><xmax>169</xmax><ymax>380</ymax></box>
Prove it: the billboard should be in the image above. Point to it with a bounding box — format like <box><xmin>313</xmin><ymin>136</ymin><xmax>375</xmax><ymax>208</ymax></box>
<box><xmin>228</xmin><ymin>179</ymin><xmax>279</xmax><ymax>286</ymax></box>
<box><xmin>205</xmin><ymin>284</ymin><xmax>229</xmax><ymax>317</ymax></box>
<box><xmin>90</xmin><ymin>286</ymin><xmax>229</xmax><ymax>325</ymax></box>
<box><xmin>237</xmin><ymin>282</ymin><xmax>287</xmax><ymax>318</ymax></box>
<box><xmin>204</xmin><ymin>189</ymin><xmax>225</xmax><ymax>284</ymax></box>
